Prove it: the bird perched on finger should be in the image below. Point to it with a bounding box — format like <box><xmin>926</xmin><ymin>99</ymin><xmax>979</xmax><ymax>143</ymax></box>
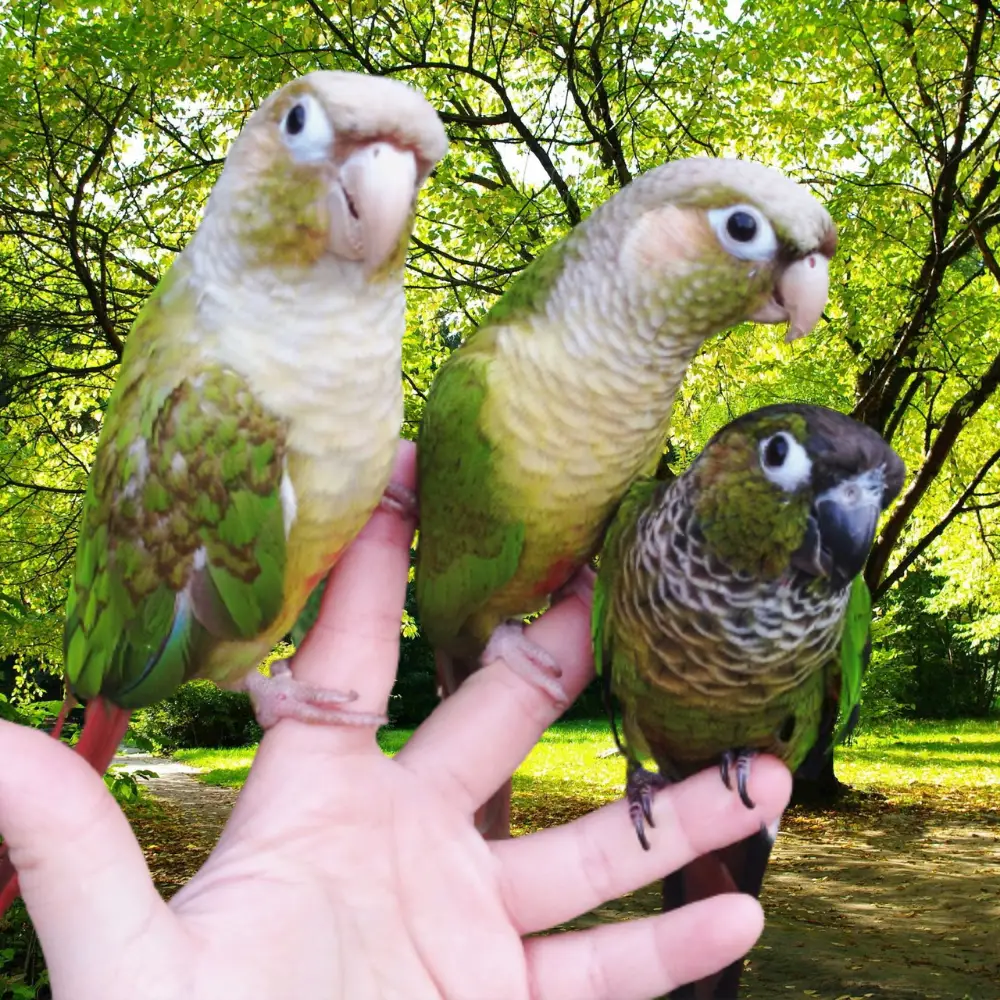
<box><xmin>415</xmin><ymin>157</ymin><xmax>837</xmax><ymax>838</ymax></box>
<box><xmin>0</xmin><ymin>70</ymin><xmax>447</xmax><ymax>916</ymax></box>
<box><xmin>592</xmin><ymin>403</ymin><xmax>905</xmax><ymax>999</ymax></box>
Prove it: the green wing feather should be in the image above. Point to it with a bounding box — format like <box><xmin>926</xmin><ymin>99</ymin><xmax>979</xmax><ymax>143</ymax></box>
<box><xmin>65</xmin><ymin>367</ymin><xmax>288</xmax><ymax>710</ymax></box>
<box><xmin>833</xmin><ymin>573</ymin><xmax>871</xmax><ymax>744</ymax></box>
<box><xmin>415</xmin><ymin>238</ymin><xmax>574</xmax><ymax>652</ymax></box>
<box><xmin>415</xmin><ymin>346</ymin><xmax>525</xmax><ymax>649</ymax></box>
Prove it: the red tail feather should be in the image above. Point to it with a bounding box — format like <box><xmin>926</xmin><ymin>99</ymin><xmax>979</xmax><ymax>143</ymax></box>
<box><xmin>0</xmin><ymin>697</ymin><xmax>132</xmax><ymax>919</ymax></box>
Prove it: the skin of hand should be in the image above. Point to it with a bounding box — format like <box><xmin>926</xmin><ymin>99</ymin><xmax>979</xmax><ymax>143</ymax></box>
<box><xmin>0</xmin><ymin>441</ymin><xmax>792</xmax><ymax>1000</ymax></box>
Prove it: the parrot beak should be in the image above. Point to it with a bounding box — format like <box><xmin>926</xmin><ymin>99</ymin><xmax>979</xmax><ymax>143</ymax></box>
<box><xmin>750</xmin><ymin>252</ymin><xmax>830</xmax><ymax>342</ymax></box>
<box><xmin>792</xmin><ymin>470</ymin><xmax>885</xmax><ymax>589</ymax></box>
<box><xmin>329</xmin><ymin>142</ymin><xmax>419</xmax><ymax>275</ymax></box>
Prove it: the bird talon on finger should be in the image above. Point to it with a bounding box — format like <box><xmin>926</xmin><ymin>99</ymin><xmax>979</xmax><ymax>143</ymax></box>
<box><xmin>625</xmin><ymin>765</ymin><xmax>669</xmax><ymax>850</ymax></box>
<box><xmin>641</xmin><ymin>787</ymin><xmax>655</xmax><ymax>826</ymax></box>
<box><xmin>242</xmin><ymin>660</ymin><xmax>386</xmax><ymax>729</ymax></box>
<box><xmin>719</xmin><ymin>749</ymin><xmax>756</xmax><ymax>809</ymax></box>
<box><xmin>630</xmin><ymin>803</ymin><xmax>652</xmax><ymax>851</ymax></box>
<box><xmin>736</xmin><ymin>750</ymin><xmax>757</xmax><ymax>809</ymax></box>
<box><xmin>720</xmin><ymin>750</ymin><xmax>734</xmax><ymax>791</ymax></box>
<box><xmin>379</xmin><ymin>481</ymin><xmax>418</xmax><ymax>519</ymax></box>
<box><xmin>481</xmin><ymin>622</ymin><xmax>568</xmax><ymax>708</ymax></box>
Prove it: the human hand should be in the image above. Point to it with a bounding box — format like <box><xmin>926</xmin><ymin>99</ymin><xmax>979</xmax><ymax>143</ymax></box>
<box><xmin>0</xmin><ymin>441</ymin><xmax>791</xmax><ymax>1000</ymax></box>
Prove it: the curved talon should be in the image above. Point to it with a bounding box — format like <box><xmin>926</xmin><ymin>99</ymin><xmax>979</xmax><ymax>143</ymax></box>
<box><xmin>736</xmin><ymin>752</ymin><xmax>756</xmax><ymax>809</ymax></box>
<box><xmin>641</xmin><ymin>787</ymin><xmax>655</xmax><ymax>826</ymax></box>
<box><xmin>719</xmin><ymin>749</ymin><xmax>757</xmax><ymax>809</ymax></box>
<box><xmin>720</xmin><ymin>752</ymin><xmax>731</xmax><ymax>791</ymax></box>
<box><xmin>630</xmin><ymin>802</ymin><xmax>652</xmax><ymax>851</ymax></box>
<box><xmin>626</xmin><ymin>765</ymin><xmax>669</xmax><ymax>851</ymax></box>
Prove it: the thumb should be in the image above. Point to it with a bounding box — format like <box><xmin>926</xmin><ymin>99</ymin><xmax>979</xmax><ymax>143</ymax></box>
<box><xmin>0</xmin><ymin>720</ymin><xmax>166</xmax><ymax>982</ymax></box>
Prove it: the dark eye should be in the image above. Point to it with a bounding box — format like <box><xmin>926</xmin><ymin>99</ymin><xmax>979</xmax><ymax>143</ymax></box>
<box><xmin>726</xmin><ymin>210</ymin><xmax>757</xmax><ymax>242</ymax></box>
<box><xmin>763</xmin><ymin>434</ymin><xmax>789</xmax><ymax>468</ymax></box>
<box><xmin>759</xmin><ymin>431</ymin><xmax>811</xmax><ymax>491</ymax></box>
<box><xmin>284</xmin><ymin>103</ymin><xmax>306</xmax><ymax>135</ymax></box>
<box><xmin>708</xmin><ymin>204</ymin><xmax>777</xmax><ymax>261</ymax></box>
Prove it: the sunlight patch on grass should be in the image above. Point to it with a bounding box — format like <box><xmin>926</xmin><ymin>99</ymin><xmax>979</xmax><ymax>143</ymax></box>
<box><xmin>174</xmin><ymin>718</ymin><xmax>1000</xmax><ymax>818</ymax></box>
<box><xmin>838</xmin><ymin>719</ymin><xmax>1000</xmax><ymax>790</ymax></box>
<box><xmin>510</xmin><ymin>720</ymin><xmax>625</xmax><ymax>833</ymax></box>
<box><xmin>515</xmin><ymin>720</ymin><xmax>623</xmax><ymax>796</ymax></box>
<box><xmin>174</xmin><ymin>729</ymin><xmax>416</xmax><ymax>787</ymax></box>
<box><xmin>174</xmin><ymin>746</ymin><xmax>256</xmax><ymax>788</ymax></box>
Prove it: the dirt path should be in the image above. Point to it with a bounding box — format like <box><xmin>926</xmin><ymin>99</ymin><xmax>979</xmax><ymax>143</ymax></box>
<box><xmin>123</xmin><ymin>759</ymin><xmax>1000</xmax><ymax>998</ymax></box>
<box><xmin>747</xmin><ymin>805</ymin><xmax>1000</xmax><ymax>999</ymax></box>
<box><xmin>114</xmin><ymin>752</ymin><xmax>237</xmax><ymax>897</ymax></box>
<box><xmin>562</xmin><ymin>795</ymin><xmax>1000</xmax><ymax>999</ymax></box>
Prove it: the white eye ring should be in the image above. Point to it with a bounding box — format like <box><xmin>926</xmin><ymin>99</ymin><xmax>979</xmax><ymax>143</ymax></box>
<box><xmin>707</xmin><ymin>204</ymin><xmax>778</xmax><ymax>262</ymax></box>
<box><xmin>759</xmin><ymin>431</ymin><xmax>812</xmax><ymax>492</ymax></box>
<box><xmin>279</xmin><ymin>93</ymin><xmax>333</xmax><ymax>164</ymax></box>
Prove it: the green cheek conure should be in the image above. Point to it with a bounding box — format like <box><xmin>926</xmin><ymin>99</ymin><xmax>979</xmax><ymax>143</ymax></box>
<box><xmin>592</xmin><ymin>403</ymin><xmax>905</xmax><ymax>1000</ymax></box>
<box><xmin>0</xmin><ymin>70</ymin><xmax>447</xmax><ymax>916</ymax></box>
<box><xmin>415</xmin><ymin>158</ymin><xmax>837</xmax><ymax>837</ymax></box>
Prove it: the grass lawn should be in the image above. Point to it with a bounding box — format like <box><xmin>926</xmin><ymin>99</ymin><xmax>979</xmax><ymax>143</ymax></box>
<box><xmin>174</xmin><ymin>717</ymin><xmax>1000</xmax><ymax>822</ymax></box>
<box><xmin>169</xmin><ymin>718</ymin><xmax>1000</xmax><ymax>998</ymax></box>
<box><xmin>839</xmin><ymin>718</ymin><xmax>1000</xmax><ymax>796</ymax></box>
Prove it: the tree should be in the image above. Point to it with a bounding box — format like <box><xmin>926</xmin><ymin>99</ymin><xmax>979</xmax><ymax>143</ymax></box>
<box><xmin>2</xmin><ymin>0</ymin><xmax>1000</xmax><ymax>746</ymax></box>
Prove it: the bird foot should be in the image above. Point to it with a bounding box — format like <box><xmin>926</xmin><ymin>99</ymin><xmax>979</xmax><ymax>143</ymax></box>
<box><xmin>241</xmin><ymin>659</ymin><xmax>387</xmax><ymax>729</ymax></box>
<box><xmin>626</xmin><ymin>765</ymin><xmax>669</xmax><ymax>851</ymax></box>
<box><xmin>481</xmin><ymin>622</ymin><xmax>569</xmax><ymax>708</ymax></box>
<box><xmin>720</xmin><ymin>748</ymin><xmax>757</xmax><ymax>809</ymax></box>
<box><xmin>379</xmin><ymin>481</ymin><xmax>418</xmax><ymax>519</ymax></box>
<box><xmin>550</xmin><ymin>565</ymin><xmax>596</xmax><ymax>606</ymax></box>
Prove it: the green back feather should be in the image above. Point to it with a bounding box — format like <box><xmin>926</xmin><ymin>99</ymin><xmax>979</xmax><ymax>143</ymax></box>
<box><xmin>415</xmin><ymin>347</ymin><xmax>525</xmax><ymax>649</ymax></box>
<box><xmin>65</xmin><ymin>362</ymin><xmax>289</xmax><ymax>710</ymax></box>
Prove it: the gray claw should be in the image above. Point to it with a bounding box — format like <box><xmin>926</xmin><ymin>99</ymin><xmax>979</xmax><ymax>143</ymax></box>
<box><xmin>719</xmin><ymin>749</ymin><xmax>756</xmax><ymax>809</ymax></box>
<box><xmin>626</xmin><ymin>765</ymin><xmax>668</xmax><ymax>851</ymax></box>
<box><xmin>736</xmin><ymin>752</ymin><xmax>756</xmax><ymax>809</ymax></box>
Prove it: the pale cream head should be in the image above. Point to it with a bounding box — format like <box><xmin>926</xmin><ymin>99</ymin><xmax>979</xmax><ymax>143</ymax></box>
<box><xmin>605</xmin><ymin>157</ymin><xmax>837</xmax><ymax>343</ymax></box>
<box><xmin>202</xmin><ymin>70</ymin><xmax>448</xmax><ymax>279</ymax></box>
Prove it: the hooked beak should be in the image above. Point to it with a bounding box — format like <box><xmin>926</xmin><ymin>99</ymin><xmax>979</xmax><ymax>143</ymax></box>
<box><xmin>329</xmin><ymin>142</ymin><xmax>418</xmax><ymax>275</ymax></box>
<box><xmin>791</xmin><ymin>472</ymin><xmax>884</xmax><ymax>589</ymax></box>
<box><xmin>750</xmin><ymin>252</ymin><xmax>831</xmax><ymax>342</ymax></box>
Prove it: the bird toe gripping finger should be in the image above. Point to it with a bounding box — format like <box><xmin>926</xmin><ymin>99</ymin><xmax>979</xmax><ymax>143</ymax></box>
<box><xmin>242</xmin><ymin>659</ymin><xmax>388</xmax><ymax>729</ymax></box>
<box><xmin>720</xmin><ymin>749</ymin><xmax>757</xmax><ymax>809</ymax></box>
<box><xmin>379</xmin><ymin>481</ymin><xmax>418</xmax><ymax>519</ymax></box>
<box><xmin>481</xmin><ymin>622</ymin><xmax>569</xmax><ymax>708</ymax></box>
<box><xmin>626</xmin><ymin>765</ymin><xmax>669</xmax><ymax>851</ymax></box>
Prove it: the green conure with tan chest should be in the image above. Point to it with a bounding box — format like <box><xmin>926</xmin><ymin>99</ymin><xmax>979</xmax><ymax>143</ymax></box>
<box><xmin>0</xmin><ymin>71</ymin><xmax>447</xmax><ymax>916</ymax></box>
<box><xmin>592</xmin><ymin>404</ymin><xmax>905</xmax><ymax>1000</ymax></box>
<box><xmin>415</xmin><ymin>158</ymin><xmax>837</xmax><ymax>837</ymax></box>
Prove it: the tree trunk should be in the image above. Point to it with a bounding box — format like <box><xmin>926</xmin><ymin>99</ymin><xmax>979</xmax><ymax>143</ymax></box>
<box><xmin>791</xmin><ymin>753</ymin><xmax>850</xmax><ymax>806</ymax></box>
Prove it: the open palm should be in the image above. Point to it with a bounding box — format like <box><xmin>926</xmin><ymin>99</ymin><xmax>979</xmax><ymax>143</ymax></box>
<box><xmin>0</xmin><ymin>443</ymin><xmax>791</xmax><ymax>1000</ymax></box>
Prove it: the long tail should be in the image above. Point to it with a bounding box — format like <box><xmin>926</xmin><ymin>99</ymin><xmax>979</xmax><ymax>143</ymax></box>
<box><xmin>435</xmin><ymin>648</ymin><xmax>513</xmax><ymax>840</ymax></box>
<box><xmin>664</xmin><ymin>821</ymin><xmax>779</xmax><ymax>1000</ymax></box>
<box><xmin>0</xmin><ymin>697</ymin><xmax>132</xmax><ymax>919</ymax></box>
